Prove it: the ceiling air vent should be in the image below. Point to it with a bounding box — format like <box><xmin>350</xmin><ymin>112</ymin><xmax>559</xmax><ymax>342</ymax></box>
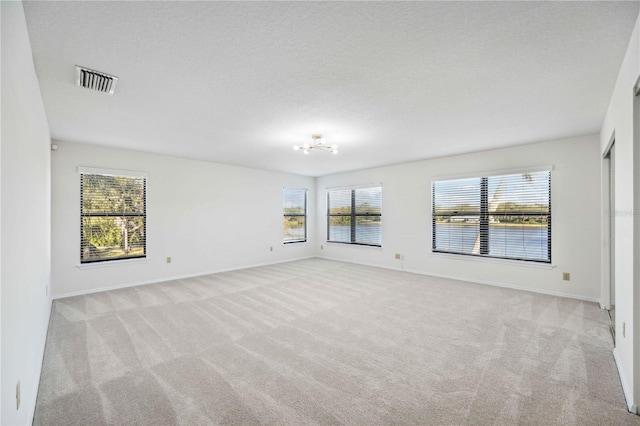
<box><xmin>75</xmin><ymin>66</ymin><xmax>118</xmax><ymax>95</ymax></box>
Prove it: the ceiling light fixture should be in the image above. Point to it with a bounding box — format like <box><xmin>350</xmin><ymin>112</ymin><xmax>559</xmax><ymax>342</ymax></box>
<box><xmin>293</xmin><ymin>134</ymin><xmax>338</xmax><ymax>155</ymax></box>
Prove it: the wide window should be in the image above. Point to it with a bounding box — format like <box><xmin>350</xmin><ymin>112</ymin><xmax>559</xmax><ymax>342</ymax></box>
<box><xmin>80</xmin><ymin>170</ymin><xmax>146</xmax><ymax>263</ymax></box>
<box><xmin>283</xmin><ymin>188</ymin><xmax>307</xmax><ymax>243</ymax></box>
<box><xmin>432</xmin><ymin>170</ymin><xmax>550</xmax><ymax>263</ymax></box>
<box><xmin>327</xmin><ymin>186</ymin><xmax>382</xmax><ymax>246</ymax></box>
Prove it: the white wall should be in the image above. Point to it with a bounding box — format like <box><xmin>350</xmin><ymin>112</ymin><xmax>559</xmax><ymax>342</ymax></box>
<box><xmin>600</xmin><ymin>11</ymin><xmax>640</xmax><ymax>413</ymax></box>
<box><xmin>1</xmin><ymin>3</ymin><xmax>3</xmax><ymax>421</ymax></box>
<box><xmin>51</xmin><ymin>141</ymin><xmax>315</xmax><ymax>297</ymax></box>
<box><xmin>316</xmin><ymin>134</ymin><xmax>602</xmax><ymax>302</ymax></box>
<box><xmin>1</xmin><ymin>2</ymin><xmax>53</xmax><ymax>424</ymax></box>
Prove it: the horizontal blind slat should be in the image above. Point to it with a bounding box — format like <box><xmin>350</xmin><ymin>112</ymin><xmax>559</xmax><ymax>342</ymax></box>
<box><xmin>328</xmin><ymin>186</ymin><xmax>382</xmax><ymax>246</ymax></box>
<box><xmin>433</xmin><ymin>171</ymin><xmax>550</xmax><ymax>262</ymax></box>
<box><xmin>81</xmin><ymin>173</ymin><xmax>146</xmax><ymax>263</ymax></box>
<box><xmin>283</xmin><ymin>188</ymin><xmax>307</xmax><ymax>243</ymax></box>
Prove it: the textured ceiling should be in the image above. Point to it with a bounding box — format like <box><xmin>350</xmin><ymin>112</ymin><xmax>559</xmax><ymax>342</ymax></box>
<box><xmin>23</xmin><ymin>1</ymin><xmax>639</xmax><ymax>177</ymax></box>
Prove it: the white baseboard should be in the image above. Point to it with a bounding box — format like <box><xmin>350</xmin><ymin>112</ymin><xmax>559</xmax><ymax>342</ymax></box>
<box><xmin>412</xmin><ymin>269</ymin><xmax>601</xmax><ymax>303</ymax></box>
<box><xmin>613</xmin><ymin>348</ymin><xmax>638</xmax><ymax>414</ymax></box>
<box><xmin>53</xmin><ymin>256</ymin><xmax>315</xmax><ymax>299</ymax></box>
<box><xmin>57</xmin><ymin>255</ymin><xmax>600</xmax><ymax>305</ymax></box>
<box><xmin>317</xmin><ymin>255</ymin><xmax>600</xmax><ymax>303</ymax></box>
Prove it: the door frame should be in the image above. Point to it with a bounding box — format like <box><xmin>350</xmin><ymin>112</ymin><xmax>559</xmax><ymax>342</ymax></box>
<box><xmin>602</xmin><ymin>133</ymin><xmax>615</xmax><ymax>311</ymax></box>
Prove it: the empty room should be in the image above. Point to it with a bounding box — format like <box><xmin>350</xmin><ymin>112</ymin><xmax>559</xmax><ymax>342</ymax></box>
<box><xmin>3</xmin><ymin>1</ymin><xmax>640</xmax><ymax>425</ymax></box>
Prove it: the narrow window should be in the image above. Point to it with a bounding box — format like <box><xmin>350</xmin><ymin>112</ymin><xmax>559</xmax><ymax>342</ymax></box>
<box><xmin>327</xmin><ymin>186</ymin><xmax>382</xmax><ymax>247</ymax></box>
<box><xmin>80</xmin><ymin>171</ymin><xmax>146</xmax><ymax>263</ymax></box>
<box><xmin>432</xmin><ymin>171</ymin><xmax>550</xmax><ymax>263</ymax></box>
<box><xmin>283</xmin><ymin>188</ymin><xmax>307</xmax><ymax>243</ymax></box>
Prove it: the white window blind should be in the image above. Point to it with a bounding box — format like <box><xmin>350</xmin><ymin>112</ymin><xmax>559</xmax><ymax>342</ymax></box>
<box><xmin>432</xmin><ymin>171</ymin><xmax>550</xmax><ymax>263</ymax></box>
<box><xmin>327</xmin><ymin>186</ymin><xmax>382</xmax><ymax>246</ymax></box>
<box><xmin>283</xmin><ymin>188</ymin><xmax>307</xmax><ymax>243</ymax></box>
<box><xmin>80</xmin><ymin>173</ymin><xmax>147</xmax><ymax>263</ymax></box>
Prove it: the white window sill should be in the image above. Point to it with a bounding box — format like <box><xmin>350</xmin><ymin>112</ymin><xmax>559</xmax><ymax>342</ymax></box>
<box><xmin>429</xmin><ymin>251</ymin><xmax>555</xmax><ymax>269</ymax></box>
<box><xmin>325</xmin><ymin>242</ymin><xmax>383</xmax><ymax>251</ymax></box>
<box><xmin>77</xmin><ymin>257</ymin><xmax>149</xmax><ymax>269</ymax></box>
<box><xmin>283</xmin><ymin>240</ymin><xmax>308</xmax><ymax>246</ymax></box>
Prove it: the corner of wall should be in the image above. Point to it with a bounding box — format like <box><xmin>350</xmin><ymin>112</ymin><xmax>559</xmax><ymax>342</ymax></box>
<box><xmin>2</xmin><ymin>1</ymin><xmax>53</xmax><ymax>424</ymax></box>
<box><xmin>313</xmin><ymin>175</ymin><xmax>323</xmax><ymax>258</ymax></box>
<box><xmin>602</xmin><ymin>8</ymin><xmax>640</xmax><ymax>416</ymax></box>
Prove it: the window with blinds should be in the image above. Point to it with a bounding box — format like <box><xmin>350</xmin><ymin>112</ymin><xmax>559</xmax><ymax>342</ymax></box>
<box><xmin>327</xmin><ymin>186</ymin><xmax>382</xmax><ymax>247</ymax></box>
<box><xmin>283</xmin><ymin>188</ymin><xmax>307</xmax><ymax>243</ymax></box>
<box><xmin>432</xmin><ymin>171</ymin><xmax>550</xmax><ymax>263</ymax></box>
<box><xmin>80</xmin><ymin>172</ymin><xmax>146</xmax><ymax>263</ymax></box>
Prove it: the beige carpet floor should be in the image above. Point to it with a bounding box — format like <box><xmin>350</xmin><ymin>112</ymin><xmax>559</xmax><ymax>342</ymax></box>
<box><xmin>34</xmin><ymin>258</ymin><xmax>639</xmax><ymax>425</ymax></box>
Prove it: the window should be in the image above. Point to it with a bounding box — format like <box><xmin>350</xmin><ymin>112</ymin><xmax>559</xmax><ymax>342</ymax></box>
<box><xmin>327</xmin><ymin>186</ymin><xmax>382</xmax><ymax>246</ymax></box>
<box><xmin>432</xmin><ymin>170</ymin><xmax>550</xmax><ymax>263</ymax></box>
<box><xmin>80</xmin><ymin>170</ymin><xmax>146</xmax><ymax>263</ymax></box>
<box><xmin>283</xmin><ymin>188</ymin><xmax>307</xmax><ymax>243</ymax></box>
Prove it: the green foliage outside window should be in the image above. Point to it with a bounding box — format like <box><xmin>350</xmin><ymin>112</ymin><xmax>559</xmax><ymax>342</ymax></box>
<box><xmin>81</xmin><ymin>173</ymin><xmax>146</xmax><ymax>263</ymax></box>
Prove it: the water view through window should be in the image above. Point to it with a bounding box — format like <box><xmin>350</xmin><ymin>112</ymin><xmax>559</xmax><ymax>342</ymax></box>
<box><xmin>328</xmin><ymin>223</ymin><xmax>382</xmax><ymax>245</ymax></box>
<box><xmin>283</xmin><ymin>188</ymin><xmax>307</xmax><ymax>243</ymax></box>
<box><xmin>327</xmin><ymin>186</ymin><xmax>382</xmax><ymax>246</ymax></box>
<box><xmin>432</xmin><ymin>171</ymin><xmax>551</xmax><ymax>262</ymax></box>
<box><xmin>434</xmin><ymin>223</ymin><xmax>549</xmax><ymax>261</ymax></box>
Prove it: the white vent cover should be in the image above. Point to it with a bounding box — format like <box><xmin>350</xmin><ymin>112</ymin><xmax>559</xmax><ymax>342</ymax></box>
<box><xmin>75</xmin><ymin>66</ymin><xmax>118</xmax><ymax>95</ymax></box>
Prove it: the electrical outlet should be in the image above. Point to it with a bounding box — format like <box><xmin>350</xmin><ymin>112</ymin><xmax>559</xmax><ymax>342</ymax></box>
<box><xmin>395</xmin><ymin>253</ymin><xmax>401</xmax><ymax>260</ymax></box>
<box><xmin>270</xmin><ymin>246</ymin><xmax>273</xmax><ymax>252</ymax></box>
<box><xmin>321</xmin><ymin>245</ymin><xmax>324</xmax><ymax>250</ymax></box>
<box><xmin>16</xmin><ymin>380</ymin><xmax>20</xmax><ymax>410</ymax></box>
<box><xmin>623</xmin><ymin>322</ymin><xmax>626</xmax><ymax>338</ymax></box>
<box><xmin>562</xmin><ymin>272</ymin><xmax>570</xmax><ymax>281</ymax></box>
<box><xmin>166</xmin><ymin>257</ymin><xmax>172</xmax><ymax>264</ymax></box>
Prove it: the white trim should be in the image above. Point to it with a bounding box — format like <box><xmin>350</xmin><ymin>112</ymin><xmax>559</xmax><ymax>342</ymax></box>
<box><xmin>326</xmin><ymin>182</ymin><xmax>382</xmax><ymax>191</ymax></box>
<box><xmin>78</xmin><ymin>166</ymin><xmax>148</xmax><ymax>178</ymax></box>
<box><xmin>603</xmin><ymin>132</ymin><xmax>616</xmax><ymax>159</ymax></box>
<box><xmin>54</xmin><ymin>256</ymin><xmax>314</xmax><ymax>299</ymax></box>
<box><xmin>317</xmin><ymin>255</ymin><xmax>599</xmax><ymax>303</ymax></box>
<box><xmin>600</xmin><ymin>146</ymin><xmax>614</xmax><ymax>310</ymax></box>
<box><xmin>77</xmin><ymin>257</ymin><xmax>149</xmax><ymax>269</ymax></box>
<box><xmin>613</xmin><ymin>348</ymin><xmax>638</xmax><ymax>414</ymax></box>
<box><xmin>324</xmin><ymin>241</ymin><xmax>383</xmax><ymax>251</ymax></box>
<box><xmin>282</xmin><ymin>241</ymin><xmax>308</xmax><ymax>247</ymax></box>
<box><xmin>414</xmin><ymin>269</ymin><xmax>599</xmax><ymax>303</ymax></box>
<box><xmin>431</xmin><ymin>164</ymin><xmax>553</xmax><ymax>182</ymax></box>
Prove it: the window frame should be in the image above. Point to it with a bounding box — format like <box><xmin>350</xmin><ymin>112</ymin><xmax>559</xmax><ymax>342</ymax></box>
<box><xmin>79</xmin><ymin>167</ymin><xmax>147</xmax><ymax>264</ymax></box>
<box><xmin>327</xmin><ymin>185</ymin><xmax>382</xmax><ymax>247</ymax></box>
<box><xmin>431</xmin><ymin>170</ymin><xmax>551</xmax><ymax>264</ymax></box>
<box><xmin>282</xmin><ymin>188</ymin><xmax>307</xmax><ymax>244</ymax></box>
